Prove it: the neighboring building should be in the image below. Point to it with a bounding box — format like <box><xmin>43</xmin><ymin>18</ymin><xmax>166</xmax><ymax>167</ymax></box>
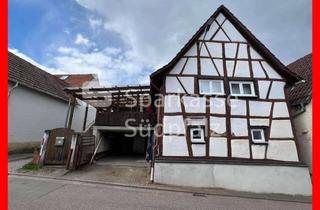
<box><xmin>287</xmin><ymin>53</ymin><xmax>312</xmax><ymax>173</ymax></box>
<box><xmin>8</xmin><ymin>51</ymin><xmax>96</xmax><ymax>153</ymax></box>
<box><xmin>150</xmin><ymin>5</ymin><xmax>311</xmax><ymax>195</ymax></box>
<box><xmin>55</xmin><ymin>74</ymin><xmax>100</xmax><ymax>87</ymax></box>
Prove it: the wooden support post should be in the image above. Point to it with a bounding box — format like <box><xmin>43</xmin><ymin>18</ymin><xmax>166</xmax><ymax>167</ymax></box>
<box><xmin>67</xmin><ymin>95</ymin><xmax>76</xmax><ymax>130</ymax></box>
<box><xmin>82</xmin><ymin>103</ymin><xmax>89</xmax><ymax>131</ymax></box>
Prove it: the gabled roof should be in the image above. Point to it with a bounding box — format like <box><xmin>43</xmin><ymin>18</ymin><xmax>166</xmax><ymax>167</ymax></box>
<box><xmin>150</xmin><ymin>5</ymin><xmax>302</xmax><ymax>88</ymax></box>
<box><xmin>55</xmin><ymin>74</ymin><xmax>100</xmax><ymax>87</ymax></box>
<box><xmin>8</xmin><ymin>51</ymin><xmax>69</xmax><ymax>101</ymax></box>
<box><xmin>287</xmin><ymin>53</ymin><xmax>312</xmax><ymax>106</ymax></box>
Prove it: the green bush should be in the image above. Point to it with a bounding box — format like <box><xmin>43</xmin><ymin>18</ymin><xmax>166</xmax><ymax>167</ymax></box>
<box><xmin>21</xmin><ymin>162</ymin><xmax>42</xmax><ymax>170</ymax></box>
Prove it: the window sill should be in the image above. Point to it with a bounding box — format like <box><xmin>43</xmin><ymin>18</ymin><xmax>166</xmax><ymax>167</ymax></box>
<box><xmin>191</xmin><ymin>142</ymin><xmax>206</xmax><ymax>145</ymax></box>
<box><xmin>252</xmin><ymin>142</ymin><xmax>268</xmax><ymax>145</ymax></box>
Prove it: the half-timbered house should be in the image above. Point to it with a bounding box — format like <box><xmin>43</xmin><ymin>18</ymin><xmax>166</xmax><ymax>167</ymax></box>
<box><xmin>150</xmin><ymin>5</ymin><xmax>311</xmax><ymax>195</ymax></box>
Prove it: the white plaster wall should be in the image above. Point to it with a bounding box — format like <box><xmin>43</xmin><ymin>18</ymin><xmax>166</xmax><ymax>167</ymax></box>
<box><xmin>165</xmin><ymin>76</ymin><xmax>185</xmax><ymax>93</ymax></box>
<box><xmin>249</xmin><ymin>101</ymin><xmax>272</xmax><ymax>117</ymax></box>
<box><xmin>267</xmin><ymin>140</ymin><xmax>299</xmax><ymax>162</ymax></box>
<box><xmin>270</xmin><ymin>120</ymin><xmax>294</xmax><ymax>138</ymax></box>
<box><xmin>231</xmin><ymin>139</ymin><xmax>250</xmax><ymax>158</ymax></box>
<box><xmin>162</xmin><ymin>135</ymin><xmax>188</xmax><ymax>156</ymax></box>
<box><xmin>164</xmin><ymin>95</ymin><xmax>181</xmax><ymax>113</ymax></box>
<box><xmin>210</xmin><ymin>98</ymin><xmax>225</xmax><ymax>114</ymax></box>
<box><xmin>231</xmin><ymin>118</ymin><xmax>247</xmax><ymax>136</ymax></box>
<box><xmin>210</xmin><ymin>116</ymin><xmax>226</xmax><ymax>135</ymax></box>
<box><xmin>192</xmin><ymin>144</ymin><xmax>206</xmax><ymax>157</ymax></box>
<box><xmin>249</xmin><ymin>118</ymin><xmax>269</xmax><ymax>126</ymax></box>
<box><xmin>222</xmin><ymin>20</ymin><xmax>246</xmax><ymax>42</ymax></box>
<box><xmin>182</xmin><ymin>58</ymin><xmax>197</xmax><ymax>75</ymax></box>
<box><xmin>269</xmin><ymin>81</ymin><xmax>286</xmax><ymax>99</ymax></box>
<box><xmin>261</xmin><ymin>62</ymin><xmax>282</xmax><ymax>79</ymax></box>
<box><xmin>251</xmin><ymin>145</ymin><xmax>266</xmax><ymax>159</ymax></box>
<box><xmin>169</xmin><ymin>58</ymin><xmax>187</xmax><ymax>74</ymax></box>
<box><xmin>8</xmin><ymin>84</ymin><xmax>95</xmax><ymax>147</ymax></box>
<box><xmin>154</xmin><ymin>163</ymin><xmax>311</xmax><ymax>195</ymax></box>
<box><xmin>178</xmin><ymin>77</ymin><xmax>194</xmax><ymax>94</ymax></box>
<box><xmin>209</xmin><ymin>137</ymin><xmax>228</xmax><ymax>157</ymax></box>
<box><xmin>250</xmin><ymin>47</ymin><xmax>263</xmax><ymax>59</ymax></box>
<box><xmin>252</xmin><ymin>61</ymin><xmax>266</xmax><ymax>78</ymax></box>
<box><xmin>258</xmin><ymin>80</ymin><xmax>271</xmax><ymax>99</ymax></box>
<box><xmin>182</xmin><ymin>96</ymin><xmax>206</xmax><ymax>113</ymax></box>
<box><xmin>200</xmin><ymin>58</ymin><xmax>218</xmax><ymax>76</ymax></box>
<box><xmin>226</xmin><ymin>60</ymin><xmax>235</xmax><ymax>76</ymax></box>
<box><xmin>225</xmin><ymin>43</ymin><xmax>237</xmax><ymax>59</ymax></box>
<box><xmin>230</xmin><ymin>99</ymin><xmax>246</xmax><ymax>116</ymax></box>
<box><xmin>234</xmin><ymin>61</ymin><xmax>250</xmax><ymax>77</ymax></box>
<box><xmin>292</xmin><ymin>103</ymin><xmax>312</xmax><ymax>172</ymax></box>
<box><xmin>163</xmin><ymin>115</ymin><xmax>185</xmax><ymax>134</ymax></box>
<box><xmin>273</xmin><ymin>102</ymin><xmax>290</xmax><ymax>118</ymax></box>
<box><xmin>206</xmin><ymin>42</ymin><xmax>222</xmax><ymax>58</ymax></box>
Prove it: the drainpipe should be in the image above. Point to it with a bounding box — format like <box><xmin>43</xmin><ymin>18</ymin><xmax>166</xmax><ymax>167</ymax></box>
<box><xmin>8</xmin><ymin>82</ymin><xmax>19</xmax><ymax>97</ymax></box>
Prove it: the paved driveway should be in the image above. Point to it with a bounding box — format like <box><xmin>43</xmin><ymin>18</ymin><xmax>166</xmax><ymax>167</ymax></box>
<box><xmin>9</xmin><ymin>175</ymin><xmax>311</xmax><ymax>210</ymax></box>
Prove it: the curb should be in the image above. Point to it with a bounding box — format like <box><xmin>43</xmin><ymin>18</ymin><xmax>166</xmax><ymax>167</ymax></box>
<box><xmin>9</xmin><ymin>172</ymin><xmax>311</xmax><ymax>204</ymax></box>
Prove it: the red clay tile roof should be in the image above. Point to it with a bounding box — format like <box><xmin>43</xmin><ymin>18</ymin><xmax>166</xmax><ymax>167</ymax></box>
<box><xmin>8</xmin><ymin>51</ymin><xmax>69</xmax><ymax>101</ymax></box>
<box><xmin>287</xmin><ymin>53</ymin><xmax>312</xmax><ymax>106</ymax></box>
<box><xmin>55</xmin><ymin>74</ymin><xmax>99</xmax><ymax>87</ymax></box>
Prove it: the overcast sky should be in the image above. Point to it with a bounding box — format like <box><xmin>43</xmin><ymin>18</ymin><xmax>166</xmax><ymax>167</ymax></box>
<box><xmin>9</xmin><ymin>0</ymin><xmax>311</xmax><ymax>86</ymax></box>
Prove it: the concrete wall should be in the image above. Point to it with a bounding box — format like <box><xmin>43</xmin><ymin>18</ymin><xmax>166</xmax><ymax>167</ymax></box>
<box><xmin>8</xmin><ymin>83</ymin><xmax>96</xmax><ymax>153</ymax></box>
<box><xmin>154</xmin><ymin>162</ymin><xmax>312</xmax><ymax>195</ymax></box>
<box><xmin>292</xmin><ymin>102</ymin><xmax>312</xmax><ymax>173</ymax></box>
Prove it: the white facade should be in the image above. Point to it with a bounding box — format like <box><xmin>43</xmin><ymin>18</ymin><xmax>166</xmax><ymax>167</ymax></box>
<box><xmin>8</xmin><ymin>82</ymin><xmax>96</xmax><ymax>153</ymax></box>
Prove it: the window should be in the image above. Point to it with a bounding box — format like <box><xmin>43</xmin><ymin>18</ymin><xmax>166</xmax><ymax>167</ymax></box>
<box><xmin>190</xmin><ymin>126</ymin><xmax>205</xmax><ymax>143</ymax></box>
<box><xmin>229</xmin><ymin>81</ymin><xmax>256</xmax><ymax>97</ymax></box>
<box><xmin>199</xmin><ymin>80</ymin><xmax>224</xmax><ymax>95</ymax></box>
<box><xmin>250</xmin><ymin>128</ymin><xmax>267</xmax><ymax>144</ymax></box>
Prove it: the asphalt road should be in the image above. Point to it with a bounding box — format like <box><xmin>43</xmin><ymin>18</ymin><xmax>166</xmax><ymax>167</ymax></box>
<box><xmin>9</xmin><ymin>175</ymin><xmax>311</xmax><ymax>210</ymax></box>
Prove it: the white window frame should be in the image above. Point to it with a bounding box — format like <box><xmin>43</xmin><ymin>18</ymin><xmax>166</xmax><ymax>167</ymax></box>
<box><xmin>250</xmin><ymin>128</ymin><xmax>266</xmax><ymax>144</ymax></box>
<box><xmin>190</xmin><ymin>126</ymin><xmax>205</xmax><ymax>143</ymax></box>
<box><xmin>229</xmin><ymin>81</ymin><xmax>256</xmax><ymax>97</ymax></box>
<box><xmin>199</xmin><ymin>79</ymin><xmax>224</xmax><ymax>95</ymax></box>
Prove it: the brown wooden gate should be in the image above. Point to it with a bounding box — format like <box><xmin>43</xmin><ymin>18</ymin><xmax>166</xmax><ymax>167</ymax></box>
<box><xmin>44</xmin><ymin>128</ymin><xmax>74</xmax><ymax>165</ymax></box>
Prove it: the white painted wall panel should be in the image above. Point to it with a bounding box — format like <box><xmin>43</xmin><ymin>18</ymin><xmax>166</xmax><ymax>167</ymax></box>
<box><xmin>192</xmin><ymin>144</ymin><xmax>206</xmax><ymax>157</ymax></box>
<box><xmin>270</xmin><ymin>120</ymin><xmax>294</xmax><ymax>138</ymax></box>
<box><xmin>258</xmin><ymin>80</ymin><xmax>271</xmax><ymax>99</ymax></box>
<box><xmin>250</xmin><ymin>47</ymin><xmax>263</xmax><ymax>59</ymax></box>
<box><xmin>273</xmin><ymin>102</ymin><xmax>290</xmax><ymax>118</ymax></box>
<box><xmin>234</xmin><ymin>60</ymin><xmax>250</xmax><ymax>77</ymax></box>
<box><xmin>182</xmin><ymin>58</ymin><xmax>198</xmax><ymax>75</ymax></box>
<box><xmin>226</xmin><ymin>60</ymin><xmax>235</xmax><ymax>76</ymax></box>
<box><xmin>165</xmin><ymin>76</ymin><xmax>185</xmax><ymax>93</ymax></box>
<box><xmin>213</xmin><ymin>59</ymin><xmax>224</xmax><ymax>76</ymax></box>
<box><xmin>237</xmin><ymin>43</ymin><xmax>248</xmax><ymax>59</ymax></box>
<box><xmin>216</xmin><ymin>13</ymin><xmax>226</xmax><ymax>25</ymax></box>
<box><xmin>163</xmin><ymin>115</ymin><xmax>185</xmax><ymax>135</ymax></box>
<box><xmin>213</xmin><ymin>29</ymin><xmax>229</xmax><ymax>41</ymax></box>
<box><xmin>210</xmin><ymin>116</ymin><xmax>226</xmax><ymax>135</ymax></box>
<box><xmin>231</xmin><ymin>118</ymin><xmax>248</xmax><ymax>136</ymax></box>
<box><xmin>249</xmin><ymin>101</ymin><xmax>272</xmax><ymax>117</ymax></box>
<box><xmin>200</xmin><ymin>44</ymin><xmax>210</xmax><ymax>56</ymax></box>
<box><xmin>231</xmin><ymin>140</ymin><xmax>250</xmax><ymax>158</ymax></box>
<box><xmin>178</xmin><ymin>77</ymin><xmax>194</xmax><ymax>94</ymax></box>
<box><xmin>267</xmin><ymin>140</ymin><xmax>299</xmax><ymax>161</ymax></box>
<box><xmin>225</xmin><ymin>43</ymin><xmax>237</xmax><ymax>58</ymax></box>
<box><xmin>251</xmin><ymin>145</ymin><xmax>266</xmax><ymax>159</ymax></box>
<box><xmin>206</xmin><ymin>42</ymin><xmax>222</xmax><ymax>58</ymax></box>
<box><xmin>249</xmin><ymin>118</ymin><xmax>269</xmax><ymax>126</ymax></box>
<box><xmin>185</xmin><ymin>44</ymin><xmax>197</xmax><ymax>56</ymax></box>
<box><xmin>164</xmin><ymin>95</ymin><xmax>181</xmax><ymax>113</ymax></box>
<box><xmin>200</xmin><ymin>21</ymin><xmax>219</xmax><ymax>40</ymax></box>
<box><xmin>222</xmin><ymin>20</ymin><xmax>246</xmax><ymax>42</ymax></box>
<box><xmin>230</xmin><ymin>99</ymin><xmax>246</xmax><ymax>116</ymax></box>
<box><xmin>169</xmin><ymin>58</ymin><xmax>187</xmax><ymax>74</ymax></box>
<box><xmin>209</xmin><ymin>137</ymin><xmax>228</xmax><ymax>157</ymax></box>
<box><xmin>183</xmin><ymin>96</ymin><xmax>206</xmax><ymax>113</ymax></box>
<box><xmin>252</xmin><ymin>61</ymin><xmax>266</xmax><ymax>78</ymax></box>
<box><xmin>269</xmin><ymin>81</ymin><xmax>286</xmax><ymax>99</ymax></box>
<box><xmin>261</xmin><ymin>62</ymin><xmax>282</xmax><ymax>79</ymax></box>
<box><xmin>162</xmin><ymin>135</ymin><xmax>188</xmax><ymax>156</ymax></box>
<box><xmin>210</xmin><ymin>98</ymin><xmax>226</xmax><ymax>114</ymax></box>
<box><xmin>200</xmin><ymin>58</ymin><xmax>219</xmax><ymax>76</ymax></box>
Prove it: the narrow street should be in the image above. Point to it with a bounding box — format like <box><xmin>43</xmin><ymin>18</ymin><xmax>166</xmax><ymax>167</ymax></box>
<box><xmin>9</xmin><ymin>175</ymin><xmax>311</xmax><ymax>210</ymax></box>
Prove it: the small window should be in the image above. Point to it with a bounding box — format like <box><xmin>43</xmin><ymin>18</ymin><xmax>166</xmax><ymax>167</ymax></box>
<box><xmin>190</xmin><ymin>126</ymin><xmax>205</xmax><ymax>143</ymax></box>
<box><xmin>250</xmin><ymin>128</ymin><xmax>266</xmax><ymax>144</ymax></box>
<box><xmin>199</xmin><ymin>80</ymin><xmax>224</xmax><ymax>95</ymax></box>
<box><xmin>229</xmin><ymin>81</ymin><xmax>256</xmax><ymax>97</ymax></box>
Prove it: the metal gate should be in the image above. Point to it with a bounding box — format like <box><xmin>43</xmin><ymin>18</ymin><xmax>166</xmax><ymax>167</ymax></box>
<box><xmin>44</xmin><ymin>128</ymin><xmax>73</xmax><ymax>165</ymax></box>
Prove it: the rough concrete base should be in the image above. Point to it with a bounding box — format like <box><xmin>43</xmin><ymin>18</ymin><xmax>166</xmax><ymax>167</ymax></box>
<box><xmin>9</xmin><ymin>142</ymin><xmax>40</xmax><ymax>154</ymax></box>
<box><xmin>154</xmin><ymin>162</ymin><xmax>312</xmax><ymax>196</ymax></box>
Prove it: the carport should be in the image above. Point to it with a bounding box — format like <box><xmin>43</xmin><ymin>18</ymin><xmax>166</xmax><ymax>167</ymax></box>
<box><xmin>64</xmin><ymin>85</ymin><xmax>156</xmax><ymax>169</ymax></box>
